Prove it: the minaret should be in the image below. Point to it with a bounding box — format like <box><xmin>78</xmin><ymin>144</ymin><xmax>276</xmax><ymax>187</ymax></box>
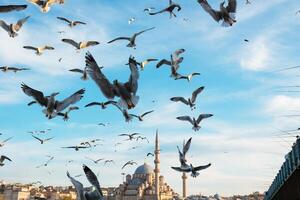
<box><xmin>154</xmin><ymin>130</ymin><xmax>160</xmax><ymax>200</ymax></box>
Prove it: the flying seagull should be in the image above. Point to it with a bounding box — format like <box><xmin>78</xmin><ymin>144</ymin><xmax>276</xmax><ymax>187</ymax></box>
<box><xmin>0</xmin><ymin>16</ymin><xmax>30</xmax><ymax>37</ymax></box>
<box><xmin>62</xmin><ymin>146</ymin><xmax>89</xmax><ymax>151</ymax></box>
<box><xmin>0</xmin><ymin>137</ymin><xmax>13</xmax><ymax>148</ymax></box>
<box><xmin>108</xmin><ymin>27</ymin><xmax>155</xmax><ymax>49</ymax></box>
<box><xmin>36</xmin><ymin>156</ymin><xmax>54</xmax><ymax>168</ymax></box>
<box><xmin>32</xmin><ymin>135</ymin><xmax>54</xmax><ymax>144</ymax></box>
<box><xmin>175</xmin><ymin>73</ymin><xmax>201</xmax><ymax>82</ymax></box>
<box><xmin>149</xmin><ymin>0</ymin><xmax>181</xmax><ymax>18</ymax></box>
<box><xmin>21</xmin><ymin>83</ymin><xmax>85</xmax><ymax>119</ymax></box>
<box><xmin>197</xmin><ymin>0</ymin><xmax>237</xmax><ymax>27</ymax></box>
<box><xmin>0</xmin><ymin>155</ymin><xmax>12</xmax><ymax>167</ymax></box>
<box><xmin>170</xmin><ymin>86</ymin><xmax>205</xmax><ymax>110</ymax></box>
<box><xmin>85</xmin><ymin>157</ymin><xmax>104</xmax><ymax>164</ymax></box>
<box><xmin>147</xmin><ymin>152</ymin><xmax>154</xmax><ymax>157</ymax></box>
<box><xmin>0</xmin><ymin>66</ymin><xmax>29</xmax><ymax>73</ymax></box>
<box><xmin>122</xmin><ymin>160</ymin><xmax>137</xmax><ymax>169</ymax></box>
<box><xmin>128</xmin><ymin>17</ymin><xmax>135</xmax><ymax>25</ymax></box>
<box><xmin>23</xmin><ymin>45</ymin><xmax>55</xmax><ymax>55</ymax></box>
<box><xmin>144</xmin><ymin>7</ymin><xmax>155</xmax><ymax>12</ymax></box>
<box><xmin>130</xmin><ymin>110</ymin><xmax>154</xmax><ymax>121</ymax></box>
<box><xmin>57</xmin><ymin>17</ymin><xmax>86</xmax><ymax>27</ymax></box>
<box><xmin>57</xmin><ymin>106</ymin><xmax>79</xmax><ymax>121</ymax></box>
<box><xmin>119</xmin><ymin>133</ymin><xmax>140</xmax><ymax>141</ymax></box>
<box><xmin>104</xmin><ymin>160</ymin><xmax>114</xmax><ymax>165</ymax></box>
<box><xmin>136</xmin><ymin>136</ymin><xmax>149</xmax><ymax>143</ymax></box>
<box><xmin>69</xmin><ymin>67</ymin><xmax>90</xmax><ymax>80</ymax></box>
<box><xmin>85</xmin><ymin>101</ymin><xmax>117</xmax><ymax>109</ymax></box>
<box><xmin>28</xmin><ymin>0</ymin><xmax>65</xmax><ymax>13</ymax></box>
<box><xmin>156</xmin><ymin>48</ymin><xmax>185</xmax><ymax>79</ymax></box>
<box><xmin>177</xmin><ymin>137</ymin><xmax>192</xmax><ymax>169</ymax></box>
<box><xmin>177</xmin><ymin>114</ymin><xmax>213</xmax><ymax>131</ymax></box>
<box><xmin>62</xmin><ymin>39</ymin><xmax>99</xmax><ymax>50</ymax></box>
<box><xmin>0</xmin><ymin>5</ymin><xmax>27</xmax><ymax>13</ymax></box>
<box><xmin>86</xmin><ymin>52</ymin><xmax>140</xmax><ymax>109</ymax></box>
<box><xmin>171</xmin><ymin>163</ymin><xmax>211</xmax><ymax>177</ymax></box>
<box><xmin>132</xmin><ymin>58</ymin><xmax>158</xmax><ymax>70</ymax></box>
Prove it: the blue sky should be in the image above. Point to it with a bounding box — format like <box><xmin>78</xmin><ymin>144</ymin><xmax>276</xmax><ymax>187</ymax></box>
<box><xmin>1</xmin><ymin>0</ymin><xmax>300</xmax><ymax>196</ymax></box>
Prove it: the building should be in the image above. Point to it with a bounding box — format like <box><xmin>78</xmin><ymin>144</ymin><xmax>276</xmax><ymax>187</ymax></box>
<box><xmin>115</xmin><ymin>131</ymin><xmax>177</xmax><ymax>200</ymax></box>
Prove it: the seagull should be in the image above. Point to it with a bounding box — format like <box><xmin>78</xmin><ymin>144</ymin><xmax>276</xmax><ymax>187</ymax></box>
<box><xmin>130</xmin><ymin>110</ymin><xmax>154</xmax><ymax>121</ymax></box>
<box><xmin>144</xmin><ymin>7</ymin><xmax>155</xmax><ymax>12</ymax></box>
<box><xmin>23</xmin><ymin>45</ymin><xmax>55</xmax><ymax>55</ymax></box>
<box><xmin>244</xmin><ymin>39</ymin><xmax>249</xmax><ymax>42</ymax></box>
<box><xmin>128</xmin><ymin>17</ymin><xmax>135</xmax><ymax>25</ymax></box>
<box><xmin>0</xmin><ymin>155</ymin><xmax>12</xmax><ymax>167</ymax></box>
<box><xmin>57</xmin><ymin>106</ymin><xmax>79</xmax><ymax>121</ymax></box>
<box><xmin>177</xmin><ymin>137</ymin><xmax>192</xmax><ymax>169</ymax></box>
<box><xmin>156</xmin><ymin>49</ymin><xmax>185</xmax><ymax>79</ymax></box>
<box><xmin>69</xmin><ymin>67</ymin><xmax>90</xmax><ymax>80</ymax></box>
<box><xmin>21</xmin><ymin>83</ymin><xmax>85</xmax><ymax>119</ymax></box>
<box><xmin>32</xmin><ymin>135</ymin><xmax>54</xmax><ymax>144</ymax></box>
<box><xmin>36</xmin><ymin>156</ymin><xmax>54</xmax><ymax>168</ymax></box>
<box><xmin>133</xmin><ymin>58</ymin><xmax>158</xmax><ymax>70</ymax></box>
<box><xmin>170</xmin><ymin>86</ymin><xmax>205</xmax><ymax>110</ymax></box>
<box><xmin>104</xmin><ymin>160</ymin><xmax>115</xmax><ymax>165</ymax></box>
<box><xmin>85</xmin><ymin>157</ymin><xmax>104</xmax><ymax>164</ymax></box>
<box><xmin>175</xmin><ymin>73</ymin><xmax>201</xmax><ymax>82</ymax></box>
<box><xmin>62</xmin><ymin>146</ymin><xmax>89</xmax><ymax>151</ymax></box>
<box><xmin>58</xmin><ymin>58</ymin><xmax>62</xmax><ymax>62</ymax></box>
<box><xmin>0</xmin><ymin>16</ymin><xmax>30</xmax><ymax>37</ymax></box>
<box><xmin>85</xmin><ymin>100</ymin><xmax>117</xmax><ymax>109</ymax></box>
<box><xmin>67</xmin><ymin>165</ymin><xmax>104</xmax><ymax>200</ymax></box>
<box><xmin>107</xmin><ymin>27</ymin><xmax>155</xmax><ymax>49</ymax></box>
<box><xmin>171</xmin><ymin>163</ymin><xmax>211</xmax><ymax>177</ymax></box>
<box><xmin>129</xmin><ymin>146</ymin><xmax>140</xmax><ymax>150</ymax></box>
<box><xmin>136</xmin><ymin>136</ymin><xmax>149</xmax><ymax>143</ymax></box>
<box><xmin>62</xmin><ymin>39</ymin><xmax>99</xmax><ymax>50</ymax></box>
<box><xmin>198</xmin><ymin>0</ymin><xmax>237</xmax><ymax>27</ymax></box>
<box><xmin>0</xmin><ymin>137</ymin><xmax>13</xmax><ymax>148</ymax></box>
<box><xmin>119</xmin><ymin>133</ymin><xmax>140</xmax><ymax>141</ymax></box>
<box><xmin>147</xmin><ymin>152</ymin><xmax>154</xmax><ymax>157</ymax></box>
<box><xmin>0</xmin><ymin>66</ymin><xmax>29</xmax><ymax>73</ymax></box>
<box><xmin>98</xmin><ymin>123</ymin><xmax>106</xmax><ymax>126</ymax></box>
<box><xmin>122</xmin><ymin>160</ymin><xmax>137</xmax><ymax>169</ymax></box>
<box><xmin>0</xmin><ymin>5</ymin><xmax>27</xmax><ymax>13</ymax></box>
<box><xmin>28</xmin><ymin>0</ymin><xmax>65</xmax><ymax>13</ymax></box>
<box><xmin>57</xmin><ymin>17</ymin><xmax>86</xmax><ymax>27</ymax></box>
<box><xmin>149</xmin><ymin>0</ymin><xmax>181</xmax><ymax>18</ymax></box>
<box><xmin>86</xmin><ymin>52</ymin><xmax>140</xmax><ymax>109</ymax></box>
<box><xmin>177</xmin><ymin>114</ymin><xmax>213</xmax><ymax>131</ymax></box>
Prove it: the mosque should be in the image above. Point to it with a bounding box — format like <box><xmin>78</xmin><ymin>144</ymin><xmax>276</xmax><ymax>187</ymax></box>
<box><xmin>114</xmin><ymin>132</ymin><xmax>180</xmax><ymax>200</ymax></box>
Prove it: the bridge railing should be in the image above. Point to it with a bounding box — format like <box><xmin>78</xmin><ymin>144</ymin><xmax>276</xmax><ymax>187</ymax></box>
<box><xmin>264</xmin><ymin>137</ymin><xmax>300</xmax><ymax>200</ymax></box>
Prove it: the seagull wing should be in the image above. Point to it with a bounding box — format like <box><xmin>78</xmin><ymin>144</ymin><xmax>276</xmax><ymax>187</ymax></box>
<box><xmin>134</xmin><ymin>27</ymin><xmax>155</xmax><ymax>37</ymax></box>
<box><xmin>85</xmin><ymin>52</ymin><xmax>116</xmax><ymax>99</ymax></box>
<box><xmin>170</xmin><ymin>97</ymin><xmax>189</xmax><ymax>105</ymax></box>
<box><xmin>57</xmin><ymin>17</ymin><xmax>71</xmax><ymax>24</ymax></box>
<box><xmin>149</xmin><ymin>8</ymin><xmax>167</xmax><ymax>15</ymax></box>
<box><xmin>226</xmin><ymin>0</ymin><xmax>237</xmax><ymax>13</ymax></box>
<box><xmin>21</xmin><ymin>83</ymin><xmax>48</xmax><ymax>107</ymax></box>
<box><xmin>1</xmin><ymin>155</ymin><xmax>12</xmax><ymax>162</ymax></box>
<box><xmin>69</xmin><ymin>69</ymin><xmax>84</xmax><ymax>74</ymax></box>
<box><xmin>141</xmin><ymin>110</ymin><xmax>154</xmax><ymax>117</ymax></box>
<box><xmin>177</xmin><ymin>116</ymin><xmax>194</xmax><ymax>125</ymax></box>
<box><xmin>194</xmin><ymin>163</ymin><xmax>211</xmax><ymax>171</ymax></box>
<box><xmin>196</xmin><ymin>114</ymin><xmax>213</xmax><ymax>124</ymax></box>
<box><xmin>122</xmin><ymin>161</ymin><xmax>130</xmax><ymax>169</ymax></box>
<box><xmin>0</xmin><ymin>5</ymin><xmax>27</xmax><ymax>13</ymax></box>
<box><xmin>82</xmin><ymin>41</ymin><xmax>100</xmax><ymax>48</ymax></box>
<box><xmin>13</xmin><ymin>16</ymin><xmax>30</xmax><ymax>32</ymax></box>
<box><xmin>44</xmin><ymin>137</ymin><xmax>54</xmax><ymax>142</ymax></box>
<box><xmin>85</xmin><ymin>102</ymin><xmax>101</xmax><ymax>107</ymax></box>
<box><xmin>62</xmin><ymin>39</ymin><xmax>79</xmax><ymax>49</ymax></box>
<box><xmin>172</xmin><ymin>48</ymin><xmax>185</xmax><ymax>60</ymax></box>
<box><xmin>125</xmin><ymin>56</ymin><xmax>139</xmax><ymax>94</ymax></box>
<box><xmin>107</xmin><ymin>37</ymin><xmax>130</xmax><ymax>43</ymax></box>
<box><xmin>23</xmin><ymin>46</ymin><xmax>38</xmax><ymax>51</ymax></box>
<box><xmin>183</xmin><ymin>137</ymin><xmax>192</xmax><ymax>156</ymax></box>
<box><xmin>32</xmin><ymin>135</ymin><xmax>43</xmax><ymax>143</ymax></box>
<box><xmin>0</xmin><ymin>20</ymin><xmax>10</xmax><ymax>32</ymax></box>
<box><xmin>74</xmin><ymin>21</ymin><xmax>86</xmax><ymax>25</ymax></box>
<box><xmin>197</xmin><ymin>0</ymin><xmax>222</xmax><ymax>22</ymax></box>
<box><xmin>171</xmin><ymin>166</ymin><xmax>190</xmax><ymax>172</ymax></box>
<box><xmin>2</xmin><ymin>137</ymin><xmax>13</xmax><ymax>143</ymax></box>
<box><xmin>191</xmin><ymin>86</ymin><xmax>205</xmax><ymax>103</ymax></box>
<box><xmin>55</xmin><ymin>89</ymin><xmax>85</xmax><ymax>112</ymax></box>
<box><xmin>67</xmin><ymin>172</ymin><xmax>85</xmax><ymax>200</ymax></box>
<box><xmin>156</xmin><ymin>59</ymin><xmax>171</xmax><ymax>68</ymax></box>
<box><xmin>83</xmin><ymin>165</ymin><xmax>103</xmax><ymax>196</ymax></box>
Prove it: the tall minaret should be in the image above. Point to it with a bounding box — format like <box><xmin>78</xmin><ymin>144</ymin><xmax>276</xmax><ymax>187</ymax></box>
<box><xmin>154</xmin><ymin>129</ymin><xmax>160</xmax><ymax>200</ymax></box>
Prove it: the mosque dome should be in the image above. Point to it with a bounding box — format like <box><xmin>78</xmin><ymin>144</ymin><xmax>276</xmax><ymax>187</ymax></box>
<box><xmin>134</xmin><ymin>163</ymin><xmax>154</xmax><ymax>174</ymax></box>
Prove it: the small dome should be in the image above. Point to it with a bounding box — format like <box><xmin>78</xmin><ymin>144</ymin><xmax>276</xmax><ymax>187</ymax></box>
<box><xmin>134</xmin><ymin>163</ymin><xmax>154</xmax><ymax>174</ymax></box>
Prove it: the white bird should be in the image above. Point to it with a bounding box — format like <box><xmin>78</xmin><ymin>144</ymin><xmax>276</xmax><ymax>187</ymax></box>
<box><xmin>177</xmin><ymin>137</ymin><xmax>192</xmax><ymax>169</ymax></box>
<box><xmin>130</xmin><ymin>110</ymin><xmax>154</xmax><ymax>121</ymax></box>
<box><xmin>175</xmin><ymin>73</ymin><xmax>201</xmax><ymax>82</ymax></box>
<box><xmin>28</xmin><ymin>0</ymin><xmax>65</xmax><ymax>13</ymax></box>
<box><xmin>69</xmin><ymin>67</ymin><xmax>90</xmax><ymax>80</ymax></box>
<box><xmin>128</xmin><ymin>17</ymin><xmax>135</xmax><ymax>25</ymax></box>
<box><xmin>0</xmin><ymin>66</ymin><xmax>29</xmax><ymax>73</ymax></box>
<box><xmin>57</xmin><ymin>17</ymin><xmax>86</xmax><ymax>27</ymax></box>
<box><xmin>0</xmin><ymin>155</ymin><xmax>12</xmax><ymax>167</ymax></box>
<box><xmin>57</xmin><ymin>106</ymin><xmax>79</xmax><ymax>121</ymax></box>
<box><xmin>177</xmin><ymin>114</ymin><xmax>213</xmax><ymax>131</ymax></box>
<box><xmin>23</xmin><ymin>45</ymin><xmax>55</xmax><ymax>55</ymax></box>
<box><xmin>62</xmin><ymin>39</ymin><xmax>99</xmax><ymax>50</ymax></box>
<box><xmin>0</xmin><ymin>16</ymin><xmax>30</xmax><ymax>37</ymax></box>
<box><xmin>171</xmin><ymin>163</ymin><xmax>211</xmax><ymax>177</ymax></box>
<box><xmin>32</xmin><ymin>135</ymin><xmax>54</xmax><ymax>144</ymax></box>
<box><xmin>0</xmin><ymin>137</ymin><xmax>13</xmax><ymax>148</ymax></box>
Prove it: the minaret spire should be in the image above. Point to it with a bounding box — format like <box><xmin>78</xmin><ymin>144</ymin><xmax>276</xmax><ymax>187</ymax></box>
<box><xmin>154</xmin><ymin>129</ymin><xmax>160</xmax><ymax>200</ymax></box>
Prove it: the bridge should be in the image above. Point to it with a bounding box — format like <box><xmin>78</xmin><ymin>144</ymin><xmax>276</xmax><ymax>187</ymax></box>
<box><xmin>265</xmin><ymin>137</ymin><xmax>300</xmax><ymax>200</ymax></box>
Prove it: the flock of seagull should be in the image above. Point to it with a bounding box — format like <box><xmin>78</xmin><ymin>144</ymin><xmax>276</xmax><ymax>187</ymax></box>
<box><xmin>0</xmin><ymin>0</ymin><xmax>243</xmax><ymax>198</ymax></box>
